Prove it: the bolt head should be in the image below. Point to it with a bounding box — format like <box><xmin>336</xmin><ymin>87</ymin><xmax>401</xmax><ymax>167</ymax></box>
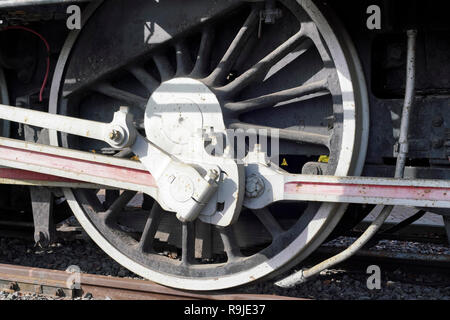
<box><xmin>302</xmin><ymin>163</ymin><xmax>323</xmax><ymax>175</ymax></box>
<box><xmin>245</xmin><ymin>174</ymin><xmax>265</xmax><ymax>198</ymax></box>
<box><xmin>207</xmin><ymin>169</ymin><xmax>219</xmax><ymax>181</ymax></box>
<box><xmin>109</xmin><ymin>129</ymin><xmax>122</xmax><ymax>142</ymax></box>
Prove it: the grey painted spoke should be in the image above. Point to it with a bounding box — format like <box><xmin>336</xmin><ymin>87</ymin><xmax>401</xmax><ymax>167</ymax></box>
<box><xmin>232</xmin><ymin>31</ymin><xmax>258</xmax><ymax>72</ymax></box>
<box><xmin>128</xmin><ymin>66</ymin><xmax>160</xmax><ymax>93</ymax></box>
<box><xmin>138</xmin><ymin>203</ymin><xmax>163</xmax><ymax>253</ymax></box>
<box><xmin>153</xmin><ymin>54</ymin><xmax>175</xmax><ymax>81</ymax></box>
<box><xmin>191</xmin><ymin>28</ymin><xmax>215</xmax><ymax>78</ymax></box>
<box><xmin>175</xmin><ymin>42</ymin><xmax>193</xmax><ymax>76</ymax></box>
<box><xmin>104</xmin><ymin>189</ymin><xmax>120</xmax><ymax>210</ymax></box>
<box><xmin>93</xmin><ymin>83</ymin><xmax>147</xmax><ymax>110</ymax></box>
<box><xmin>229</xmin><ymin>122</ymin><xmax>330</xmax><ymax>147</ymax></box>
<box><xmin>264</xmin><ymin>39</ymin><xmax>313</xmax><ymax>81</ymax></box>
<box><xmin>195</xmin><ymin>221</ymin><xmax>212</xmax><ymax>260</ymax></box>
<box><xmin>218</xmin><ymin>226</ymin><xmax>242</xmax><ymax>262</ymax></box>
<box><xmin>205</xmin><ymin>9</ymin><xmax>259</xmax><ymax>86</ymax></box>
<box><xmin>302</xmin><ymin>22</ymin><xmax>333</xmax><ymax>66</ymax></box>
<box><xmin>219</xmin><ymin>30</ymin><xmax>307</xmax><ymax>97</ymax></box>
<box><xmin>252</xmin><ymin>208</ymin><xmax>284</xmax><ymax>239</ymax></box>
<box><xmin>224</xmin><ymin>79</ymin><xmax>328</xmax><ymax>114</ymax></box>
<box><xmin>102</xmin><ymin>191</ymin><xmax>137</xmax><ymax>224</ymax></box>
<box><xmin>181</xmin><ymin>222</ymin><xmax>196</xmax><ymax>265</ymax></box>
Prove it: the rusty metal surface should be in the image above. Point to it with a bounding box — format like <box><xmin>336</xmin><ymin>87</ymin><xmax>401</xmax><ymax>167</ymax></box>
<box><xmin>0</xmin><ymin>263</ymin><xmax>301</xmax><ymax>300</ymax></box>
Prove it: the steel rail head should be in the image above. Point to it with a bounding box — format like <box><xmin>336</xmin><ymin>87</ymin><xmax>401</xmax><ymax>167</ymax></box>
<box><xmin>0</xmin><ymin>263</ymin><xmax>303</xmax><ymax>300</ymax></box>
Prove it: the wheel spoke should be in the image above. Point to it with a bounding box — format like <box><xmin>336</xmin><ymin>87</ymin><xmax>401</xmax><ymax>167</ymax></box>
<box><xmin>153</xmin><ymin>54</ymin><xmax>175</xmax><ymax>81</ymax></box>
<box><xmin>224</xmin><ymin>79</ymin><xmax>328</xmax><ymax>115</ymax></box>
<box><xmin>191</xmin><ymin>28</ymin><xmax>215</xmax><ymax>78</ymax></box>
<box><xmin>302</xmin><ymin>22</ymin><xmax>333</xmax><ymax>66</ymax></box>
<box><xmin>103</xmin><ymin>189</ymin><xmax>120</xmax><ymax>210</ymax></box>
<box><xmin>175</xmin><ymin>42</ymin><xmax>194</xmax><ymax>77</ymax></box>
<box><xmin>128</xmin><ymin>66</ymin><xmax>160</xmax><ymax>94</ymax></box>
<box><xmin>195</xmin><ymin>220</ymin><xmax>212</xmax><ymax>260</ymax></box>
<box><xmin>52</xmin><ymin>0</ymin><xmax>366</xmax><ymax>290</ymax></box>
<box><xmin>263</xmin><ymin>38</ymin><xmax>314</xmax><ymax>82</ymax></box>
<box><xmin>181</xmin><ymin>222</ymin><xmax>196</xmax><ymax>265</ymax></box>
<box><xmin>229</xmin><ymin>122</ymin><xmax>330</xmax><ymax>147</ymax></box>
<box><xmin>93</xmin><ymin>83</ymin><xmax>147</xmax><ymax>110</ymax></box>
<box><xmin>205</xmin><ymin>9</ymin><xmax>259</xmax><ymax>86</ymax></box>
<box><xmin>252</xmin><ymin>208</ymin><xmax>284</xmax><ymax>239</ymax></box>
<box><xmin>138</xmin><ymin>203</ymin><xmax>163</xmax><ymax>253</ymax></box>
<box><xmin>218</xmin><ymin>29</ymin><xmax>307</xmax><ymax>98</ymax></box>
<box><xmin>218</xmin><ymin>226</ymin><xmax>242</xmax><ymax>262</ymax></box>
<box><xmin>102</xmin><ymin>191</ymin><xmax>137</xmax><ymax>224</ymax></box>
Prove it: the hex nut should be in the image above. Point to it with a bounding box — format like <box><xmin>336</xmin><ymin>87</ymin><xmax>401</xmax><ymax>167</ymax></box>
<box><xmin>245</xmin><ymin>174</ymin><xmax>265</xmax><ymax>198</ymax></box>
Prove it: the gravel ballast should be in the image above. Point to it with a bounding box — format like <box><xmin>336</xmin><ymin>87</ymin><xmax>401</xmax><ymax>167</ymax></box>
<box><xmin>0</xmin><ymin>235</ymin><xmax>449</xmax><ymax>300</ymax></box>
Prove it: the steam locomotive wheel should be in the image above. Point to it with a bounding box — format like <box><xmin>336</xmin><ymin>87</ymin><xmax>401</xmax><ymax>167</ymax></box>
<box><xmin>49</xmin><ymin>0</ymin><xmax>369</xmax><ymax>290</ymax></box>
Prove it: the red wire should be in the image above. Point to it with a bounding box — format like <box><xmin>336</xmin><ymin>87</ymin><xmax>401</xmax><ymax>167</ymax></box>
<box><xmin>2</xmin><ymin>26</ymin><xmax>51</xmax><ymax>102</ymax></box>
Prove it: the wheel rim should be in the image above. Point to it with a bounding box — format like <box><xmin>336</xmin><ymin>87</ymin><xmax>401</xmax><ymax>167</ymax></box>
<box><xmin>49</xmin><ymin>0</ymin><xmax>369</xmax><ymax>290</ymax></box>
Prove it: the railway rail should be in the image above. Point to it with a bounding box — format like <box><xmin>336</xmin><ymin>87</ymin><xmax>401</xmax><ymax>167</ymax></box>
<box><xmin>0</xmin><ymin>263</ymin><xmax>302</xmax><ymax>300</ymax></box>
<box><xmin>0</xmin><ymin>238</ymin><xmax>448</xmax><ymax>300</ymax></box>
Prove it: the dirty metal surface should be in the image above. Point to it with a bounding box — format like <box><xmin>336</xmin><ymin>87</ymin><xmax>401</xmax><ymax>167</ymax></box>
<box><xmin>0</xmin><ymin>263</ymin><xmax>302</xmax><ymax>300</ymax></box>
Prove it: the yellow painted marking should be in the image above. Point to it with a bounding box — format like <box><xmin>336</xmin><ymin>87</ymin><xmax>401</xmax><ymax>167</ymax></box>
<box><xmin>318</xmin><ymin>155</ymin><xmax>329</xmax><ymax>163</ymax></box>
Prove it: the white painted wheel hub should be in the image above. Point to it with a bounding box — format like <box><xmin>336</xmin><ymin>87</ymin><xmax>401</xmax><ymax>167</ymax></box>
<box><xmin>145</xmin><ymin>78</ymin><xmax>225</xmax><ymax>155</ymax></box>
<box><xmin>144</xmin><ymin>78</ymin><xmax>245</xmax><ymax>226</ymax></box>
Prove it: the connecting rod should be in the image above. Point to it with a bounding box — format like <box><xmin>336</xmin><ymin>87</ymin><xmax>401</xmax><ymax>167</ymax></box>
<box><xmin>0</xmin><ymin>104</ymin><xmax>219</xmax><ymax>223</ymax></box>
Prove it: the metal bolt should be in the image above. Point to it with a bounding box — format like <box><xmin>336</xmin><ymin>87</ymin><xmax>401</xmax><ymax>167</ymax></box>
<box><xmin>245</xmin><ymin>174</ymin><xmax>265</xmax><ymax>198</ymax></box>
<box><xmin>109</xmin><ymin>129</ymin><xmax>122</xmax><ymax>142</ymax></box>
<box><xmin>207</xmin><ymin>169</ymin><xmax>219</xmax><ymax>182</ymax></box>
<box><xmin>302</xmin><ymin>162</ymin><xmax>323</xmax><ymax>175</ymax></box>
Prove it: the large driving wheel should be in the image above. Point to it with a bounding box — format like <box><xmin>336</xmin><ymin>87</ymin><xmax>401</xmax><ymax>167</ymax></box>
<box><xmin>49</xmin><ymin>0</ymin><xmax>369</xmax><ymax>290</ymax></box>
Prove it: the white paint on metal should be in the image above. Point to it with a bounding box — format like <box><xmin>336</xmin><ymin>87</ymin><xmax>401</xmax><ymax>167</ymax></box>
<box><xmin>0</xmin><ymin>136</ymin><xmax>144</xmax><ymax>170</ymax></box>
<box><xmin>145</xmin><ymin>78</ymin><xmax>244</xmax><ymax>226</ymax></box>
<box><xmin>0</xmin><ymin>137</ymin><xmax>158</xmax><ymax>199</ymax></box>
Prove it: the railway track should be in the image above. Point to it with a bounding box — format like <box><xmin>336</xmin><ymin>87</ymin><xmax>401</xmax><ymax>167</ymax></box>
<box><xmin>0</xmin><ymin>231</ymin><xmax>448</xmax><ymax>300</ymax></box>
<box><xmin>1</xmin><ymin>234</ymin><xmax>448</xmax><ymax>299</ymax></box>
<box><xmin>0</xmin><ymin>263</ymin><xmax>302</xmax><ymax>300</ymax></box>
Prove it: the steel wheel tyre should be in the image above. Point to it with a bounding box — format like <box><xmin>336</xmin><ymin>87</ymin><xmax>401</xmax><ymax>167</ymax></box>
<box><xmin>49</xmin><ymin>0</ymin><xmax>369</xmax><ymax>290</ymax></box>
